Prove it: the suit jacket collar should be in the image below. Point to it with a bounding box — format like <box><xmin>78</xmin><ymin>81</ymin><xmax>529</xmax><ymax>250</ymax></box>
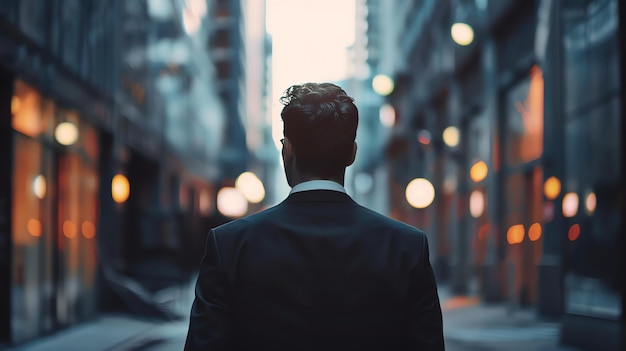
<box><xmin>289</xmin><ymin>180</ymin><xmax>347</xmax><ymax>194</ymax></box>
<box><xmin>284</xmin><ymin>190</ymin><xmax>354</xmax><ymax>204</ymax></box>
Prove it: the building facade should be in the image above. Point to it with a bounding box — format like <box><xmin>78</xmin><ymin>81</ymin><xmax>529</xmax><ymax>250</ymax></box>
<box><xmin>366</xmin><ymin>0</ymin><xmax>624</xmax><ymax>349</ymax></box>
<box><xmin>0</xmin><ymin>0</ymin><xmax>263</xmax><ymax>347</ymax></box>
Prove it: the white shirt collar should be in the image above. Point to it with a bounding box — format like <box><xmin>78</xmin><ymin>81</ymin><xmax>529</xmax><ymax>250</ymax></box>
<box><xmin>289</xmin><ymin>180</ymin><xmax>347</xmax><ymax>194</ymax></box>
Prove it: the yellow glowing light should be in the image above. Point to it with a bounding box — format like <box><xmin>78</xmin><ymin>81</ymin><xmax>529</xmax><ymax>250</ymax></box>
<box><xmin>585</xmin><ymin>192</ymin><xmax>596</xmax><ymax>214</ymax></box>
<box><xmin>507</xmin><ymin>224</ymin><xmax>525</xmax><ymax>245</ymax></box>
<box><xmin>33</xmin><ymin>174</ymin><xmax>47</xmax><ymax>199</ymax></box>
<box><xmin>442</xmin><ymin>126</ymin><xmax>460</xmax><ymax>147</ymax></box>
<box><xmin>562</xmin><ymin>192</ymin><xmax>579</xmax><ymax>218</ymax></box>
<box><xmin>111</xmin><ymin>174</ymin><xmax>130</xmax><ymax>204</ymax></box>
<box><xmin>235</xmin><ymin>172</ymin><xmax>266</xmax><ymax>204</ymax></box>
<box><xmin>63</xmin><ymin>220</ymin><xmax>76</xmax><ymax>238</ymax></box>
<box><xmin>568</xmin><ymin>224</ymin><xmax>580</xmax><ymax>241</ymax></box>
<box><xmin>528</xmin><ymin>222</ymin><xmax>542</xmax><ymax>241</ymax></box>
<box><xmin>469</xmin><ymin>190</ymin><xmax>485</xmax><ymax>218</ymax></box>
<box><xmin>27</xmin><ymin>218</ymin><xmax>42</xmax><ymax>237</ymax></box>
<box><xmin>82</xmin><ymin>221</ymin><xmax>96</xmax><ymax>239</ymax></box>
<box><xmin>405</xmin><ymin>178</ymin><xmax>435</xmax><ymax>209</ymax></box>
<box><xmin>543</xmin><ymin>176</ymin><xmax>561</xmax><ymax>200</ymax></box>
<box><xmin>470</xmin><ymin>161</ymin><xmax>488</xmax><ymax>183</ymax></box>
<box><xmin>372</xmin><ymin>74</ymin><xmax>394</xmax><ymax>96</ymax></box>
<box><xmin>451</xmin><ymin>22</ymin><xmax>474</xmax><ymax>46</ymax></box>
<box><xmin>54</xmin><ymin>122</ymin><xmax>79</xmax><ymax>146</ymax></box>
<box><xmin>379</xmin><ymin>104</ymin><xmax>396</xmax><ymax>127</ymax></box>
<box><xmin>217</xmin><ymin>187</ymin><xmax>248</xmax><ymax>217</ymax></box>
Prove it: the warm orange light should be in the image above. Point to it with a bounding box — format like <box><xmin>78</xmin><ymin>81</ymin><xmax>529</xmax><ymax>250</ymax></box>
<box><xmin>82</xmin><ymin>221</ymin><xmax>96</xmax><ymax>239</ymax></box>
<box><xmin>11</xmin><ymin>96</ymin><xmax>21</xmax><ymax>114</ymax></box>
<box><xmin>63</xmin><ymin>220</ymin><xmax>76</xmax><ymax>238</ymax></box>
<box><xmin>562</xmin><ymin>192</ymin><xmax>579</xmax><ymax>218</ymax></box>
<box><xmin>568</xmin><ymin>224</ymin><xmax>581</xmax><ymax>241</ymax></box>
<box><xmin>112</xmin><ymin>174</ymin><xmax>130</xmax><ymax>204</ymax></box>
<box><xmin>27</xmin><ymin>219</ymin><xmax>42</xmax><ymax>237</ymax></box>
<box><xmin>543</xmin><ymin>176</ymin><xmax>561</xmax><ymax>200</ymax></box>
<box><xmin>528</xmin><ymin>222</ymin><xmax>542</xmax><ymax>241</ymax></box>
<box><xmin>507</xmin><ymin>224</ymin><xmax>525</xmax><ymax>244</ymax></box>
<box><xmin>585</xmin><ymin>192</ymin><xmax>597</xmax><ymax>214</ymax></box>
<box><xmin>470</xmin><ymin>161</ymin><xmax>488</xmax><ymax>183</ymax></box>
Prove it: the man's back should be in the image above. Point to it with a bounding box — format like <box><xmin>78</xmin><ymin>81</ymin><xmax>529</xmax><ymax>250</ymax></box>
<box><xmin>186</xmin><ymin>190</ymin><xmax>444</xmax><ymax>350</ymax></box>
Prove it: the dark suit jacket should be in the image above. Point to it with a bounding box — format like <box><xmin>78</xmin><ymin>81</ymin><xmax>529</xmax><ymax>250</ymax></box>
<box><xmin>185</xmin><ymin>190</ymin><xmax>444</xmax><ymax>350</ymax></box>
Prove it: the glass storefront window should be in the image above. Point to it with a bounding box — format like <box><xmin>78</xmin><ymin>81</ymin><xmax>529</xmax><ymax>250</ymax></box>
<box><xmin>561</xmin><ymin>0</ymin><xmax>622</xmax><ymax>320</ymax></box>
<box><xmin>11</xmin><ymin>81</ymin><xmax>101</xmax><ymax>341</ymax></box>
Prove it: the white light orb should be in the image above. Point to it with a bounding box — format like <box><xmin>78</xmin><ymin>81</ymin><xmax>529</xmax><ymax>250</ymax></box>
<box><xmin>372</xmin><ymin>74</ymin><xmax>394</xmax><ymax>96</ymax></box>
<box><xmin>451</xmin><ymin>22</ymin><xmax>474</xmax><ymax>46</ymax></box>
<box><xmin>33</xmin><ymin>175</ymin><xmax>47</xmax><ymax>199</ymax></box>
<box><xmin>235</xmin><ymin>172</ymin><xmax>266</xmax><ymax>204</ymax></box>
<box><xmin>442</xmin><ymin>126</ymin><xmax>460</xmax><ymax>147</ymax></box>
<box><xmin>405</xmin><ymin>178</ymin><xmax>435</xmax><ymax>209</ymax></box>
<box><xmin>217</xmin><ymin>187</ymin><xmax>248</xmax><ymax>217</ymax></box>
<box><xmin>55</xmin><ymin>122</ymin><xmax>79</xmax><ymax>146</ymax></box>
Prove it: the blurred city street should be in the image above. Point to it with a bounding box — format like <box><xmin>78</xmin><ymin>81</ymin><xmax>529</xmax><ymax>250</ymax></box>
<box><xmin>0</xmin><ymin>0</ymin><xmax>623</xmax><ymax>350</ymax></box>
<box><xmin>8</xmin><ymin>283</ymin><xmax>581</xmax><ymax>351</ymax></box>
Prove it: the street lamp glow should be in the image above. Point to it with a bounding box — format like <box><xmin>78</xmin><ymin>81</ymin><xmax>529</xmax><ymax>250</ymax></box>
<box><xmin>33</xmin><ymin>175</ymin><xmax>47</xmax><ymax>199</ymax></box>
<box><xmin>585</xmin><ymin>192</ymin><xmax>596</xmax><ymax>214</ymax></box>
<box><xmin>469</xmin><ymin>190</ymin><xmax>485</xmax><ymax>218</ymax></box>
<box><xmin>470</xmin><ymin>161</ymin><xmax>488</xmax><ymax>183</ymax></box>
<box><xmin>405</xmin><ymin>178</ymin><xmax>435</xmax><ymax>209</ymax></box>
<box><xmin>543</xmin><ymin>176</ymin><xmax>561</xmax><ymax>200</ymax></box>
<box><xmin>379</xmin><ymin>104</ymin><xmax>396</xmax><ymax>127</ymax></box>
<box><xmin>217</xmin><ymin>187</ymin><xmax>248</xmax><ymax>218</ymax></box>
<box><xmin>111</xmin><ymin>174</ymin><xmax>130</xmax><ymax>204</ymax></box>
<box><xmin>442</xmin><ymin>126</ymin><xmax>460</xmax><ymax>147</ymax></box>
<box><xmin>235</xmin><ymin>172</ymin><xmax>266</xmax><ymax>204</ymax></box>
<box><xmin>372</xmin><ymin>74</ymin><xmax>394</xmax><ymax>96</ymax></box>
<box><xmin>55</xmin><ymin>122</ymin><xmax>79</xmax><ymax>146</ymax></box>
<box><xmin>451</xmin><ymin>22</ymin><xmax>474</xmax><ymax>46</ymax></box>
<box><xmin>562</xmin><ymin>192</ymin><xmax>579</xmax><ymax>218</ymax></box>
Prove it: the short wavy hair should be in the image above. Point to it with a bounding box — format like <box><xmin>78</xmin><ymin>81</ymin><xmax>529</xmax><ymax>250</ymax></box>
<box><xmin>280</xmin><ymin>83</ymin><xmax>358</xmax><ymax>176</ymax></box>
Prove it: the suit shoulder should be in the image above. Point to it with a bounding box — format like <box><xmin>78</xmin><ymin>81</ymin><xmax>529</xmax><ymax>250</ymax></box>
<box><xmin>212</xmin><ymin>203</ymin><xmax>282</xmax><ymax>235</ymax></box>
<box><xmin>357</xmin><ymin>204</ymin><xmax>426</xmax><ymax>238</ymax></box>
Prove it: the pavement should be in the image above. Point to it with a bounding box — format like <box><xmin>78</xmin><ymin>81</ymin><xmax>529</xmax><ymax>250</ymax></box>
<box><xmin>6</xmin><ymin>284</ymin><xmax>582</xmax><ymax>351</ymax></box>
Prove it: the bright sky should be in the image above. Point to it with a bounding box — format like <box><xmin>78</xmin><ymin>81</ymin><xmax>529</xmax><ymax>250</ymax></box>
<box><xmin>266</xmin><ymin>0</ymin><xmax>356</xmax><ymax>143</ymax></box>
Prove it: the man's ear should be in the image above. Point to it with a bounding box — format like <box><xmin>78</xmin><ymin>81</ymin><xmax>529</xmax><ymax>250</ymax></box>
<box><xmin>346</xmin><ymin>142</ymin><xmax>357</xmax><ymax>166</ymax></box>
<box><xmin>282</xmin><ymin>137</ymin><xmax>294</xmax><ymax>162</ymax></box>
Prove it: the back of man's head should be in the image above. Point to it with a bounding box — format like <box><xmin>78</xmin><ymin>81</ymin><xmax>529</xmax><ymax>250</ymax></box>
<box><xmin>280</xmin><ymin>83</ymin><xmax>359</xmax><ymax>177</ymax></box>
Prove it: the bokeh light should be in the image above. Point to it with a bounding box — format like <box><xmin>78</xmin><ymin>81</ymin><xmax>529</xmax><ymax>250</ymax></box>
<box><xmin>379</xmin><ymin>104</ymin><xmax>396</xmax><ymax>127</ymax></box>
<box><xmin>235</xmin><ymin>172</ymin><xmax>265</xmax><ymax>204</ymax></box>
<box><xmin>27</xmin><ymin>219</ymin><xmax>42</xmax><ymax>237</ymax></box>
<box><xmin>568</xmin><ymin>224</ymin><xmax>581</xmax><ymax>241</ymax></box>
<box><xmin>442</xmin><ymin>126</ymin><xmax>460</xmax><ymax>147</ymax></box>
<box><xmin>562</xmin><ymin>192</ymin><xmax>579</xmax><ymax>218</ymax></box>
<box><xmin>469</xmin><ymin>190</ymin><xmax>485</xmax><ymax>218</ymax></box>
<box><xmin>54</xmin><ymin>122</ymin><xmax>79</xmax><ymax>146</ymax></box>
<box><xmin>217</xmin><ymin>187</ymin><xmax>248</xmax><ymax>217</ymax></box>
<box><xmin>451</xmin><ymin>22</ymin><xmax>474</xmax><ymax>46</ymax></box>
<box><xmin>33</xmin><ymin>175</ymin><xmax>47</xmax><ymax>199</ymax></box>
<box><xmin>585</xmin><ymin>192</ymin><xmax>596</xmax><ymax>214</ymax></box>
<box><xmin>405</xmin><ymin>178</ymin><xmax>435</xmax><ymax>209</ymax></box>
<box><xmin>112</xmin><ymin>174</ymin><xmax>130</xmax><ymax>204</ymax></box>
<box><xmin>543</xmin><ymin>176</ymin><xmax>561</xmax><ymax>200</ymax></box>
<box><xmin>470</xmin><ymin>161</ymin><xmax>488</xmax><ymax>183</ymax></box>
<box><xmin>82</xmin><ymin>221</ymin><xmax>96</xmax><ymax>239</ymax></box>
<box><xmin>528</xmin><ymin>222</ymin><xmax>542</xmax><ymax>241</ymax></box>
<box><xmin>372</xmin><ymin>74</ymin><xmax>394</xmax><ymax>96</ymax></box>
<box><xmin>507</xmin><ymin>224</ymin><xmax>525</xmax><ymax>245</ymax></box>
